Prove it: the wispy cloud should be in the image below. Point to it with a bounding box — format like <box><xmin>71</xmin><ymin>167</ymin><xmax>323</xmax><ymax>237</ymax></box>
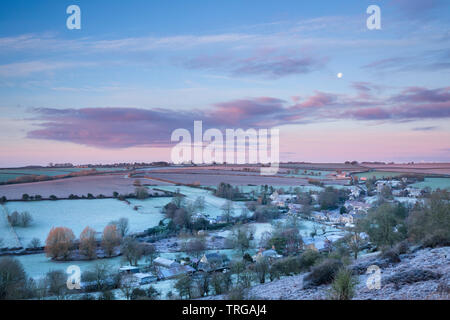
<box><xmin>182</xmin><ymin>51</ymin><xmax>327</xmax><ymax>79</ymax></box>
<box><xmin>26</xmin><ymin>85</ymin><xmax>450</xmax><ymax>148</ymax></box>
<box><xmin>412</xmin><ymin>126</ymin><xmax>438</xmax><ymax>131</ymax></box>
<box><xmin>0</xmin><ymin>60</ymin><xmax>94</xmax><ymax>77</ymax></box>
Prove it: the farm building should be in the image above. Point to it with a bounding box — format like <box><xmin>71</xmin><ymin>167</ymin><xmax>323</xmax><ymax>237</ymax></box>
<box><xmin>154</xmin><ymin>257</ymin><xmax>180</xmax><ymax>268</ymax></box>
<box><xmin>156</xmin><ymin>265</ymin><xmax>195</xmax><ymax>280</ymax></box>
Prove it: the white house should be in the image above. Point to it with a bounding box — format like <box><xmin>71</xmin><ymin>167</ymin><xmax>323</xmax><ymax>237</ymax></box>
<box><xmin>339</xmin><ymin>214</ymin><xmax>353</xmax><ymax>224</ymax></box>
<box><xmin>406</xmin><ymin>187</ymin><xmax>422</xmax><ymax>197</ymax></box>
<box><xmin>154</xmin><ymin>257</ymin><xmax>180</xmax><ymax>268</ymax></box>
<box><xmin>312</xmin><ymin>211</ymin><xmax>327</xmax><ymax>221</ymax></box>
<box><xmin>327</xmin><ymin>212</ymin><xmax>341</xmax><ymax>224</ymax></box>
<box><xmin>344</xmin><ymin>201</ymin><xmax>371</xmax><ymax>213</ymax></box>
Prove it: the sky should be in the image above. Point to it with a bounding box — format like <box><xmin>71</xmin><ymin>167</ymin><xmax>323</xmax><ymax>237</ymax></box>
<box><xmin>0</xmin><ymin>0</ymin><xmax>449</xmax><ymax>167</ymax></box>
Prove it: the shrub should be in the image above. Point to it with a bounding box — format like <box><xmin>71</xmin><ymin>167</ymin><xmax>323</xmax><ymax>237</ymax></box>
<box><xmin>298</xmin><ymin>249</ymin><xmax>322</xmax><ymax>271</ymax></box>
<box><xmin>135</xmin><ymin>187</ymin><xmax>149</xmax><ymax>199</ymax></box>
<box><xmin>393</xmin><ymin>240</ymin><xmax>410</xmax><ymax>255</ymax></box>
<box><xmin>329</xmin><ymin>268</ymin><xmax>357</xmax><ymax>300</ymax></box>
<box><xmin>422</xmin><ymin>234</ymin><xmax>450</xmax><ymax>248</ymax></box>
<box><xmin>380</xmin><ymin>246</ymin><xmax>401</xmax><ymax>263</ymax></box>
<box><xmin>227</xmin><ymin>285</ymin><xmax>246</xmax><ymax>300</ymax></box>
<box><xmin>304</xmin><ymin>259</ymin><xmax>343</xmax><ymax>287</ymax></box>
<box><xmin>49</xmin><ymin>195</ymin><xmax>58</xmax><ymax>200</ymax></box>
<box><xmin>131</xmin><ymin>288</ymin><xmax>147</xmax><ymax>300</ymax></box>
<box><xmin>98</xmin><ymin>290</ymin><xmax>116</xmax><ymax>300</ymax></box>
<box><xmin>28</xmin><ymin>237</ymin><xmax>42</xmax><ymax>249</ymax></box>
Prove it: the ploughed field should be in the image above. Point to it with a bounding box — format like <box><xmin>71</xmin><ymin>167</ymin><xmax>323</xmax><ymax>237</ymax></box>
<box><xmin>0</xmin><ymin>174</ymin><xmax>138</xmax><ymax>200</ymax></box>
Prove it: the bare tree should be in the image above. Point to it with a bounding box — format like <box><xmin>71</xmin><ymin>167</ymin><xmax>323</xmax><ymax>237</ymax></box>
<box><xmin>0</xmin><ymin>257</ymin><xmax>30</xmax><ymax>299</ymax></box>
<box><xmin>121</xmin><ymin>237</ymin><xmax>144</xmax><ymax>266</ymax></box>
<box><xmin>184</xmin><ymin>237</ymin><xmax>206</xmax><ymax>259</ymax></box>
<box><xmin>28</xmin><ymin>237</ymin><xmax>41</xmax><ymax>249</ymax></box>
<box><xmin>221</xmin><ymin>200</ymin><xmax>234</xmax><ymax>222</ymax></box>
<box><xmin>109</xmin><ymin>217</ymin><xmax>129</xmax><ymax>237</ymax></box>
<box><xmin>101</xmin><ymin>225</ymin><xmax>122</xmax><ymax>257</ymax></box>
<box><xmin>45</xmin><ymin>270</ymin><xmax>67</xmax><ymax>299</ymax></box>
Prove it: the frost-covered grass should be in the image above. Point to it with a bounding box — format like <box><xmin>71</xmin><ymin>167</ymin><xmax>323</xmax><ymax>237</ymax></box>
<box><xmin>0</xmin><ymin>206</ymin><xmax>21</xmax><ymax>248</ymax></box>
<box><xmin>154</xmin><ymin>186</ymin><xmax>247</xmax><ymax>218</ymax></box>
<box><xmin>15</xmin><ymin>253</ymin><xmax>123</xmax><ymax>279</ymax></box>
<box><xmin>4</xmin><ymin>198</ymin><xmax>171</xmax><ymax>246</ymax></box>
<box><xmin>354</xmin><ymin>171</ymin><xmax>405</xmax><ymax>179</ymax></box>
<box><xmin>235</xmin><ymin>185</ymin><xmax>324</xmax><ymax>194</ymax></box>
<box><xmin>410</xmin><ymin>177</ymin><xmax>450</xmax><ymax>190</ymax></box>
<box><xmin>0</xmin><ymin>167</ymin><xmax>126</xmax><ymax>183</ymax></box>
<box><xmin>0</xmin><ymin>173</ymin><xmax>25</xmax><ymax>183</ymax></box>
<box><xmin>215</xmin><ymin>218</ymin><xmax>343</xmax><ymax>251</ymax></box>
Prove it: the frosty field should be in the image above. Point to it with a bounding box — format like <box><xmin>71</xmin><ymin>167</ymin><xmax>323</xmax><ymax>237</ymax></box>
<box><xmin>3</xmin><ymin>198</ymin><xmax>172</xmax><ymax>247</ymax></box>
<box><xmin>153</xmin><ymin>185</ymin><xmax>247</xmax><ymax>218</ymax></box>
<box><xmin>410</xmin><ymin>177</ymin><xmax>450</xmax><ymax>190</ymax></box>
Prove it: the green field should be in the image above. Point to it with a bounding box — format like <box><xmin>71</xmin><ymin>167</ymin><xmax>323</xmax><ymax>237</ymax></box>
<box><xmin>353</xmin><ymin>171</ymin><xmax>406</xmax><ymax>180</ymax></box>
<box><xmin>0</xmin><ymin>167</ymin><xmax>126</xmax><ymax>183</ymax></box>
<box><xmin>410</xmin><ymin>178</ymin><xmax>450</xmax><ymax>190</ymax></box>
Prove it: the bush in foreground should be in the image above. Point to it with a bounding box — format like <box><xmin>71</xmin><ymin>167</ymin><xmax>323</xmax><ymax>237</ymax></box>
<box><xmin>303</xmin><ymin>258</ymin><xmax>343</xmax><ymax>288</ymax></box>
<box><xmin>329</xmin><ymin>268</ymin><xmax>357</xmax><ymax>300</ymax></box>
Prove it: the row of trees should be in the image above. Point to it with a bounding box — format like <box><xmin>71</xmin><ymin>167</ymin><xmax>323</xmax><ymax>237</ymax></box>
<box><xmin>357</xmin><ymin>190</ymin><xmax>450</xmax><ymax>249</ymax></box>
<box><xmin>45</xmin><ymin>218</ymin><xmax>129</xmax><ymax>260</ymax></box>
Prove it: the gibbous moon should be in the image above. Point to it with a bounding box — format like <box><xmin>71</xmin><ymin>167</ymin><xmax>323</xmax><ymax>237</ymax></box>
<box><xmin>337</xmin><ymin>73</ymin><xmax>343</xmax><ymax>78</ymax></box>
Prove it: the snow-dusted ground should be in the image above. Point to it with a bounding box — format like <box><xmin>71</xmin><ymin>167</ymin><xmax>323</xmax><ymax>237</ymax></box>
<box><xmin>4</xmin><ymin>198</ymin><xmax>171</xmax><ymax>247</ymax></box>
<box><xmin>0</xmin><ymin>205</ymin><xmax>21</xmax><ymax>248</ymax></box>
<box><xmin>203</xmin><ymin>246</ymin><xmax>450</xmax><ymax>300</ymax></box>
<box><xmin>153</xmin><ymin>186</ymin><xmax>247</xmax><ymax>218</ymax></box>
<box><xmin>214</xmin><ymin>218</ymin><xmax>344</xmax><ymax>251</ymax></box>
<box><xmin>410</xmin><ymin>177</ymin><xmax>450</xmax><ymax>191</ymax></box>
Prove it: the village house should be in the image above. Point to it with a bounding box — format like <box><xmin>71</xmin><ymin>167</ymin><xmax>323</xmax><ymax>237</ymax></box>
<box><xmin>119</xmin><ymin>266</ymin><xmax>140</xmax><ymax>274</ymax></box>
<box><xmin>376</xmin><ymin>180</ymin><xmax>402</xmax><ymax>193</ymax></box>
<box><xmin>405</xmin><ymin>187</ymin><xmax>422</xmax><ymax>197</ymax></box>
<box><xmin>312</xmin><ymin>211</ymin><xmax>327</xmax><ymax>221</ymax></box>
<box><xmin>327</xmin><ymin>212</ymin><xmax>341</xmax><ymax>224</ymax></box>
<box><xmin>344</xmin><ymin>200</ymin><xmax>371</xmax><ymax>213</ymax></box>
<box><xmin>156</xmin><ymin>265</ymin><xmax>195</xmax><ymax>280</ymax></box>
<box><xmin>130</xmin><ymin>272</ymin><xmax>158</xmax><ymax>285</ymax></box>
<box><xmin>348</xmin><ymin>186</ymin><xmax>362</xmax><ymax>199</ymax></box>
<box><xmin>287</xmin><ymin>203</ymin><xmax>303</xmax><ymax>214</ymax></box>
<box><xmin>339</xmin><ymin>214</ymin><xmax>353</xmax><ymax>224</ymax></box>
<box><xmin>197</xmin><ymin>252</ymin><xmax>228</xmax><ymax>272</ymax></box>
<box><xmin>270</xmin><ymin>192</ymin><xmax>296</xmax><ymax>207</ymax></box>
<box><xmin>253</xmin><ymin>247</ymin><xmax>283</xmax><ymax>261</ymax></box>
<box><xmin>154</xmin><ymin>257</ymin><xmax>180</xmax><ymax>268</ymax></box>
